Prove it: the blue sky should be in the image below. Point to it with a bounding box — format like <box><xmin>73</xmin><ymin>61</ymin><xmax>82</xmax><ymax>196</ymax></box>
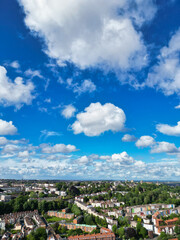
<box><xmin>0</xmin><ymin>0</ymin><xmax>180</xmax><ymax>180</ymax></box>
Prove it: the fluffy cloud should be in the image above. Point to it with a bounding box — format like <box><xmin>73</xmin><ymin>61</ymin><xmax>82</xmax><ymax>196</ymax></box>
<box><xmin>156</xmin><ymin>121</ymin><xmax>180</xmax><ymax>136</ymax></box>
<box><xmin>1</xmin><ymin>157</ymin><xmax>179</xmax><ymax>180</ymax></box>
<box><xmin>2</xmin><ymin>144</ymin><xmax>20</xmax><ymax>154</ymax></box>
<box><xmin>0</xmin><ymin>119</ymin><xmax>17</xmax><ymax>135</ymax></box>
<box><xmin>0</xmin><ymin>137</ymin><xmax>8</xmax><ymax>145</ymax></box>
<box><xmin>71</xmin><ymin>102</ymin><xmax>126</xmax><ymax>136</ymax></box>
<box><xmin>122</xmin><ymin>134</ymin><xmax>136</xmax><ymax>142</ymax></box>
<box><xmin>73</xmin><ymin>79</ymin><xmax>96</xmax><ymax>95</ymax></box>
<box><xmin>135</xmin><ymin>135</ymin><xmax>155</xmax><ymax>148</ymax></box>
<box><xmin>41</xmin><ymin>143</ymin><xmax>78</xmax><ymax>153</ymax></box>
<box><xmin>77</xmin><ymin>156</ymin><xmax>90</xmax><ymax>165</ymax></box>
<box><xmin>60</xmin><ymin>78</ymin><xmax>96</xmax><ymax>95</ymax></box>
<box><xmin>18</xmin><ymin>150</ymin><xmax>29</xmax><ymax>158</ymax></box>
<box><xmin>135</xmin><ymin>135</ymin><xmax>180</xmax><ymax>154</ymax></box>
<box><xmin>0</xmin><ymin>66</ymin><xmax>35</xmax><ymax>108</ymax></box>
<box><xmin>19</xmin><ymin>0</ymin><xmax>157</xmax><ymax>72</ymax></box>
<box><xmin>0</xmin><ymin>138</ymin><xmax>179</xmax><ymax>180</ymax></box>
<box><xmin>145</xmin><ymin>28</ymin><xmax>180</xmax><ymax>95</ymax></box>
<box><xmin>134</xmin><ymin>160</ymin><xmax>146</xmax><ymax>168</ymax></box>
<box><xmin>61</xmin><ymin>104</ymin><xmax>77</xmax><ymax>119</ymax></box>
<box><xmin>151</xmin><ymin>141</ymin><xmax>179</xmax><ymax>154</ymax></box>
<box><xmin>110</xmin><ymin>152</ymin><xmax>134</xmax><ymax>165</ymax></box>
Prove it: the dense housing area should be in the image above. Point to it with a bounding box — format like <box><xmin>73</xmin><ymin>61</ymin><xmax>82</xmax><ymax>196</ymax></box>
<box><xmin>0</xmin><ymin>180</ymin><xmax>180</xmax><ymax>240</ymax></box>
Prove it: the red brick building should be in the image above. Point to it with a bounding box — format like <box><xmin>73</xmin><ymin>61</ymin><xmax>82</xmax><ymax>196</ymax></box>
<box><xmin>68</xmin><ymin>232</ymin><xmax>115</xmax><ymax>240</ymax></box>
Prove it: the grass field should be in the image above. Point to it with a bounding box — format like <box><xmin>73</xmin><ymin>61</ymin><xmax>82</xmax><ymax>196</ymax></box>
<box><xmin>46</xmin><ymin>215</ymin><xmax>73</xmax><ymax>223</ymax></box>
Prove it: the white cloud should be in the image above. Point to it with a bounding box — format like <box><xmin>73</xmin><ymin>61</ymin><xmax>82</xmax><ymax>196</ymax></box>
<box><xmin>135</xmin><ymin>134</ymin><xmax>180</xmax><ymax>155</ymax></box>
<box><xmin>110</xmin><ymin>152</ymin><xmax>134</xmax><ymax>165</ymax></box>
<box><xmin>156</xmin><ymin>121</ymin><xmax>180</xmax><ymax>136</ymax></box>
<box><xmin>0</xmin><ymin>137</ymin><xmax>27</xmax><ymax>146</ymax></box>
<box><xmin>18</xmin><ymin>150</ymin><xmax>29</xmax><ymax>158</ymax></box>
<box><xmin>73</xmin><ymin>79</ymin><xmax>96</xmax><ymax>95</ymax></box>
<box><xmin>10</xmin><ymin>61</ymin><xmax>20</xmax><ymax>69</ymax></box>
<box><xmin>122</xmin><ymin>134</ymin><xmax>136</xmax><ymax>142</ymax></box>
<box><xmin>0</xmin><ymin>119</ymin><xmax>17</xmax><ymax>135</ymax></box>
<box><xmin>41</xmin><ymin>143</ymin><xmax>78</xmax><ymax>153</ymax></box>
<box><xmin>151</xmin><ymin>141</ymin><xmax>179</xmax><ymax>154</ymax></box>
<box><xmin>61</xmin><ymin>104</ymin><xmax>77</xmax><ymax>119</ymax></box>
<box><xmin>175</xmin><ymin>104</ymin><xmax>180</xmax><ymax>109</ymax></box>
<box><xmin>0</xmin><ymin>66</ymin><xmax>35</xmax><ymax>109</ymax></box>
<box><xmin>40</xmin><ymin>129</ymin><xmax>61</xmax><ymax>139</ymax></box>
<box><xmin>77</xmin><ymin>156</ymin><xmax>90</xmax><ymax>165</ymax></box>
<box><xmin>136</xmin><ymin>135</ymin><xmax>155</xmax><ymax>148</ymax></box>
<box><xmin>38</xmin><ymin>107</ymin><xmax>48</xmax><ymax>113</ymax></box>
<box><xmin>0</xmin><ymin>139</ymin><xmax>180</xmax><ymax>180</ymax></box>
<box><xmin>24</xmin><ymin>69</ymin><xmax>43</xmax><ymax>79</ymax></box>
<box><xmin>2</xmin><ymin>144</ymin><xmax>20</xmax><ymax>154</ymax></box>
<box><xmin>71</xmin><ymin>102</ymin><xmax>126</xmax><ymax>136</ymax></box>
<box><xmin>44</xmin><ymin>98</ymin><xmax>51</xmax><ymax>103</ymax></box>
<box><xmin>145</xmin><ymin>28</ymin><xmax>180</xmax><ymax>95</ymax></box>
<box><xmin>18</xmin><ymin>0</ymin><xmax>156</xmax><ymax>72</ymax></box>
<box><xmin>134</xmin><ymin>160</ymin><xmax>146</xmax><ymax>168</ymax></box>
<box><xmin>60</xmin><ymin>78</ymin><xmax>96</xmax><ymax>95</ymax></box>
<box><xmin>0</xmin><ymin>137</ymin><xmax>8</xmax><ymax>145</ymax></box>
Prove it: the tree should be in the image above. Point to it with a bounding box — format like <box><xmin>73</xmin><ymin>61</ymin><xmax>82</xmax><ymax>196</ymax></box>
<box><xmin>158</xmin><ymin>232</ymin><xmax>168</xmax><ymax>240</ymax></box>
<box><xmin>112</xmin><ymin>225</ymin><xmax>117</xmax><ymax>234</ymax></box>
<box><xmin>68</xmin><ymin>186</ymin><xmax>80</xmax><ymax>196</ymax></box>
<box><xmin>125</xmin><ymin>228</ymin><xmax>136</xmax><ymax>239</ymax></box>
<box><xmin>52</xmin><ymin>222</ymin><xmax>59</xmax><ymax>233</ymax></box>
<box><xmin>140</xmin><ymin>227</ymin><xmax>148</xmax><ymax>238</ymax></box>
<box><xmin>175</xmin><ymin>225</ymin><xmax>180</xmax><ymax>235</ymax></box>
<box><xmin>136</xmin><ymin>222</ymin><xmax>142</xmax><ymax>236</ymax></box>
<box><xmin>117</xmin><ymin>227</ymin><xmax>125</xmax><ymax>238</ymax></box>
<box><xmin>84</xmin><ymin>196</ymin><xmax>89</xmax><ymax>203</ymax></box>
<box><xmin>84</xmin><ymin>214</ymin><xmax>95</xmax><ymax>225</ymax></box>
<box><xmin>29</xmin><ymin>192</ymin><xmax>37</xmax><ymax>198</ymax></box>
<box><xmin>71</xmin><ymin>204</ymin><xmax>82</xmax><ymax>216</ymax></box>
<box><xmin>35</xmin><ymin>227</ymin><xmax>47</xmax><ymax>240</ymax></box>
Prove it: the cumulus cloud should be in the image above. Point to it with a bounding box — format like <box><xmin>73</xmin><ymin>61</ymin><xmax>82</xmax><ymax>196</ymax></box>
<box><xmin>122</xmin><ymin>134</ymin><xmax>136</xmax><ymax>142</ymax></box>
<box><xmin>2</xmin><ymin>144</ymin><xmax>20</xmax><ymax>154</ymax></box>
<box><xmin>0</xmin><ymin>137</ymin><xmax>27</xmax><ymax>146</ymax></box>
<box><xmin>151</xmin><ymin>141</ymin><xmax>179</xmax><ymax>154</ymax></box>
<box><xmin>156</xmin><ymin>121</ymin><xmax>180</xmax><ymax>136</ymax></box>
<box><xmin>135</xmin><ymin>135</ymin><xmax>180</xmax><ymax>154</ymax></box>
<box><xmin>18</xmin><ymin>150</ymin><xmax>29</xmax><ymax>158</ymax></box>
<box><xmin>0</xmin><ymin>66</ymin><xmax>35</xmax><ymax>109</ymax></box>
<box><xmin>0</xmin><ymin>138</ymin><xmax>179</xmax><ymax>180</ymax></box>
<box><xmin>61</xmin><ymin>104</ymin><xmax>77</xmax><ymax>119</ymax></box>
<box><xmin>41</xmin><ymin>143</ymin><xmax>78</xmax><ymax>153</ymax></box>
<box><xmin>18</xmin><ymin>0</ymin><xmax>157</xmax><ymax>72</ymax></box>
<box><xmin>110</xmin><ymin>152</ymin><xmax>134</xmax><ymax>165</ymax></box>
<box><xmin>135</xmin><ymin>135</ymin><xmax>155</xmax><ymax>148</ymax></box>
<box><xmin>71</xmin><ymin>102</ymin><xmax>126</xmax><ymax>136</ymax></box>
<box><xmin>0</xmin><ymin>137</ymin><xmax>8</xmax><ymax>145</ymax></box>
<box><xmin>134</xmin><ymin>160</ymin><xmax>146</xmax><ymax>168</ymax></box>
<box><xmin>77</xmin><ymin>156</ymin><xmax>90</xmax><ymax>165</ymax></box>
<box><xmin>145</xmin><ymin>28</ymin><xmax>180</xmax><ymax>95</ymax></box>
<box><xmin>0</xmin><ymin>119</ymin><xmax>17</xmax><ymax>135</ymax></box>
